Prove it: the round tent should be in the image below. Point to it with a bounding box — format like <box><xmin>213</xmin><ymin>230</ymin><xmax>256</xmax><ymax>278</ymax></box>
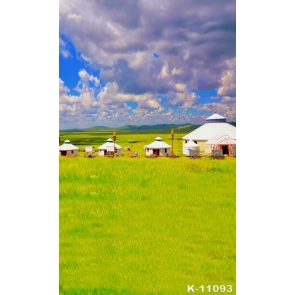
<box><xmin>205</xmin><ymin>134</ymin><xmax>236</xmax><ymax>156</ymax></box>
<box><xmin>182</xmin><ymin>112</ymin><xmax>236</xmax><ymax>153</ymax></box>
<box><xmin>144</xmin><ymin>137</ymin><xmax>171</xmax><ymax>156</ymax></box>
<box><xmin>183</xmin><ymin>140</ymin><xmax>200</xmax><ymax>156</ymax></box>
<box><xmin>98</xmin><ymin>138</ymin><xmax>122</xmax><ymax>156</ymax></box>
<box><xmin>59</xmin><ymin>139</ymin><xmax>79</xmax><ymax>156</ymax></box>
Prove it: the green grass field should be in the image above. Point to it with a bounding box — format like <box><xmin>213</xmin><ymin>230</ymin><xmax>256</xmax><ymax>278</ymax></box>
<box><xmin>60</xmin><ymin>148</ymin><xmax>236</xmax><ymax>294</ymax></box>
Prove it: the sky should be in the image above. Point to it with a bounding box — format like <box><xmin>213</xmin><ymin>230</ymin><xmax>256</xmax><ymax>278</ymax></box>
<box><xmin>59</xmin><ymin>0</ymin><xmax>236</xmax><ymax>129</ymax></box>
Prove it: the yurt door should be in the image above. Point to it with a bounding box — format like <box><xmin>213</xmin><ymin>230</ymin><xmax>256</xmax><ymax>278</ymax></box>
<box><xmin>153</xmin><ymin>149</ymin><xmax>159</xmax><ymax>156</ymax></box>
<box><xmin>222</xmin><ymin>145</ymin><xmax>229</xmax><ymax>155</ymax></box>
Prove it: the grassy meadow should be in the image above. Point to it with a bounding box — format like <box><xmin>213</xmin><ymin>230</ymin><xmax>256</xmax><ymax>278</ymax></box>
<box><xmin>59</xmin><ymin>130</ymin><xmax>236</xmax><ymax>295</ymax></box>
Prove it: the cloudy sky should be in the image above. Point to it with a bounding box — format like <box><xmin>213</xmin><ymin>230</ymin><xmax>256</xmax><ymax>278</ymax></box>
<box><xmin>59</xmin><ymin>0</ymin><xmax>236</xmax><ymax>129</ymax></box>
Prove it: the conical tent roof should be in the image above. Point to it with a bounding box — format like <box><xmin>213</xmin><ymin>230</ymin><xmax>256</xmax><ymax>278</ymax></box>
<box><xmin>205</xmin><ymin>113</ymin><xmax>226</xmax><ymax>121</ymax></box>
<box><xmin>184</xmin><ymin>140</ymin><xmax>200</xmax><ymax>147</ymax></box>
<box><xmin>145</xmin><ymin>137</ymin><xmax>171</xmax><ymax>149</ymax></box>
<box><xmin>59</xmin><ymin>139</ymin><xmax>79</xmax><ymax>151</ymax></box>
<box><xmin>182</xmin><ymin>113</ymin><xmax>235</xmax><ymax>140</ymax></box>
<box><xmin>99</xmin><ymin>138</ymin><xmax>122</xmax><ymax>149</ymax></box>
<box><xmin>205</xmin><ymin>134</ymin><xmax>236</xmax><ymax>145</ymax></box>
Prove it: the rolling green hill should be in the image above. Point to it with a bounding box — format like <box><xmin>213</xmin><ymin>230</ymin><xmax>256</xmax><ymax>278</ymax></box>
<box><xmin>61</xmin><ymin>122</ymin><xmax>236</xmax><ymax>133</ymax></box>
<box><xmin>60</xmin><ymin>123</ymin><xmax>201</xmax><ymax>133</ymax></box>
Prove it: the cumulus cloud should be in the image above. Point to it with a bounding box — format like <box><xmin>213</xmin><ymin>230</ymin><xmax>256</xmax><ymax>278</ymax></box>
<box><xmin>59</xmin><ymin>0</ymin><xmax>236</xmax><ymax>127</ymax></box>
<box><xmin>59</xmin><ymin>37</ymin><xmax>71</xmax><ymax>58</ymax></box>
<box><xmin>60</xmin><ymin>0</ymin><xmax>235</xmax><ymax>92</ymax></box>
<box><xmin>217</xmin><ymin>70</ymin><xmax>236</xmax><ymax>97</ymax></box>
<box><xmin>59</xmin><ymin>78</ymin><xmax>70</xmax><ymax>95</ymax></box>
<box><xmin>97</xmin><ymin>82</ymin><xmax>163</xmax><ymax>113</ymax></box>
<box><xmin>217</xmin><ymin>58</ymin><xmax>236</xmax><ymax>97</ymax></box>
<box><xmin>166</xmin><ymin>91</ymin><xmax>200</xmax><ymax>108</ymax></box>
<box><xmin>221</xmin><ymin>96</ymin><xmax>236</xmax><ymax>104</ymax></box>
<box><xmin>76</xmin><ymin>69</ymin><xmax>100</xmax><ymax>90</ymax></box>
<box><xmin>171</xmin><ymin>67</ymin><xmax>184</xmax><ymax>76</ymax></box>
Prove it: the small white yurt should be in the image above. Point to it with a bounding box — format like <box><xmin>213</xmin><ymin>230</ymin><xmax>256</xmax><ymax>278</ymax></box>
<box><xmin>59</xmin><ymin>139</ymin><xmax>79</xmax><ymax>156</ymax></box>
<box><xmin>183</xmin><ymin>140</ymin><xmax>200</xmax><ymax>156</ymax></box>
<box><xmin>145</xmin><ymin>137</ymin><xmax>171</xmax><ymax>156</ymax></box>
<box><xmin>98</xmin><ymin>138</ymin><xmax>122</xmax><ymax>156</ymax></box>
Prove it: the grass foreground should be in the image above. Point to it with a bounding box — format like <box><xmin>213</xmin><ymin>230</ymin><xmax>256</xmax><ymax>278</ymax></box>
<box><xmin>60</xmin><ymin>155</ymin><xmax>236</xmax><ymax>295</ymax></box>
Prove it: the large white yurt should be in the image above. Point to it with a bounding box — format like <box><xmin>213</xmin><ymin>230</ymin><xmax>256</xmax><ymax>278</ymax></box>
<box><xmin>182</xmin><ymin>111</ymin><xmax>236</xmax><ymax>153</ymax></box>
<box><xmin>145</xmin><ymin>137</ymin><xmax>171</xmax><ymax>156</ymax></box>
<box><xmin>204</xmin><ymin>134</ymin><xmax>236</xmax><ymax>156</ymax></box>
<box><xmin>98</xmin><ymin>138</ymin><xmax>122</xmax><ymax>156</ymax></box>
<box><xmin>183</xmin><ymin>140</ymin><xmax>200</xmax><ymax>156</ymax></box>
<box><xmin>59</xmin><ymin>139</ymin><xmax>79</xmax><ymax>156</ymax></box>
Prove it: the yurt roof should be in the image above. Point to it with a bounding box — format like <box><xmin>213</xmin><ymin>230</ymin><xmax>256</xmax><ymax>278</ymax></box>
<box><xmin>205</xmin><ymin>134</ymin><xmax>236</xmax><ymax>145</ymax></box>
<box><xmin>184</xmin><ymin>140</ymin><xmax>200</xmax><ymax>147</ymax></box>
<box><xmin>145</xmin><ymin>137</ymin><xmax>171</xmax><ymax>149</ymax></box>
<box><xmin>59</xmin><ymin>139</ymin><xmax>79</xmax><ymax>151</ymax></box>
<box><xmin>182</xmin><ymin>121</ymin><xmax>236</xmax><ymax>141</ymax></box>
<box><xmin>206</xmin><ymin>113</ymin><xmax>226</xmax><ymax>120</ymax></box>
<box><xmin>99</xmin><ymin>139</ymin><xmax>122</xmax><ymax>149</ymax></box>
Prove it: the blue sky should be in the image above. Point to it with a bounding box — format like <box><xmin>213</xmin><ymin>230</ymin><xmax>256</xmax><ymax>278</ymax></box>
<box><xmin>59</xmin><ymin>0</ymin><xmax>236</xmax><ymax>129</ymax></box>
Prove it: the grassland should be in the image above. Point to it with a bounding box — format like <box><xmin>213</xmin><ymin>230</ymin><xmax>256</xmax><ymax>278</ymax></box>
<box><xmin>59</xmin><ymin>137</ymin><xmax>236</xmax><ymax>295</ymax></box>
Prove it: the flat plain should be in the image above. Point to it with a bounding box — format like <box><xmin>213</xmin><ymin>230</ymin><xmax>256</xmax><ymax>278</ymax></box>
<box><xmin>59</xmin><ymin>131</ymin><xmax>236</xmax><ymax>295</ymax></box>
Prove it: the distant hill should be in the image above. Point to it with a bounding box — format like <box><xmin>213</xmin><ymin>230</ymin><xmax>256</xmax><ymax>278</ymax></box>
<box><xmin>86</xmin><ymin>126</ymin><xmax>112</xmax><ymax>131</ymax></box>
<box><xmin>60</xmin><ymin>122</ymin><xmax>236</xmax><ymax>132</ymax></box>
<box><xmin>60</xmin><ymin>123</ymin><xmax>200</xmax><ymax>132</ymax></box>
<box><xmin>117</xmin><ymin>123</ymin><xmax>199</xmax><ymax>131</ymax></box>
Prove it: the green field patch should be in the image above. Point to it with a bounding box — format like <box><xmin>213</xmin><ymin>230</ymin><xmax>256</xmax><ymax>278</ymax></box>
<box><xmin>60</xmin><ymin>149</ymin><xmax>236</xmax><ymax>294</ymax></box>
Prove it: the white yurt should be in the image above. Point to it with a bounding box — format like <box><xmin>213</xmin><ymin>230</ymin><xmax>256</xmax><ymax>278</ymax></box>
<box><xmin>145</xmin><ymin>137</ymin><xmax>171</xmax><ymax>156</ymax></box>
<box><xmin>183</xmin><ymin>140</ymin><xmax>200</xmax><ymax>156</ymax></box>
<box><xmin>59</xmin><ymin>139</ymin><xmax>79</xmax><ymax>156</ymax></box>
<box><xmin>98</xmin><ymin>138</ymin><xmax>122</xmax><ymax>156</ymax></box>
<box><xmin>204</xmin><ymin>134</ymin><xmax>236</xmax><ymax>156</ymax></box>
<box><xmin>182</xmin><ymin>111</ymin><xmax>236</xmax><ymax>153</ymax></box>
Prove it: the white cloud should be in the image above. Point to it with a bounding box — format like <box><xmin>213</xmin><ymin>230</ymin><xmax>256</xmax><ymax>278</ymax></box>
<box><xmin>171</xmin><ymin>67</ymin><xmax>184</xmax><ymax>76</ymax></box>
<box><xmin>138</xmin><ymin>100</ymin><xmax>162</xmax><ymax>109</ymax></box>
<box><xmin>59</xmin><ymin>0</ymin><xmax>236</xmax><ymax>127</ymax></box>
<box><xmin>59</xmin><ymin>78</ymin><xmax>69</xmax><ymax>95</ymax></box>
<box><xmin>166</xmin><ymin>90</ymin><xmax>199</xmax><ymax>108</ymax></box>
<box><xmin>60</xmin><ymin>49</ymin><xmax>70</xmax><ymax>58</ymax></box>
<box><xmin>128</xmin><ymin>51</ymin><xmax>148</xmax><ymax>70</ymax></box>
<box><xmin>59</xmin><ymin>37</ymin><xmax>71</xmax><ymax>58</ymax></box>
<box><xmin>98</xmin><ymin>82</ymin><xmax>160</xmax><ymax>108</ymax></box>
<box><xmin>217</xmin><ymin>70</ymin><xmax>236</xmax><ymax>96</ymax></box>
<box><xmin>67</xmin><ymin>13</ymin><xmax>82</xmax><ymax>23</ymax></box>
<box><xmin>106</xmin><ymin>21</ymin><xmax>121</xmax><ymax>37</ymax></box>
<box><xmin>217</xmin><ymin>58</ymin><xmax>236</xmax><ymax>97</ymax></box>
<box><xmin>59</xmin><ymin>38</ymin><xmax>66</xmax><ymax>47</ymax></box>
<box><xmin>174</xmin><ymin>83</ymin><xmax>186</xmax><ymax>92</ymax></box>
<box><xmin>59</xmin><ymin>95</ymin><xmax>80</xmax><ymax>104</ymax></box>
<box><xmin>221</xmin><ymin>96</ymin><xmax>236</xmax><ymax>103</ymax></box>
<box><xmin>75</xmin><ymin>69</ymin><xmax>100</xmax><ymax>92</ymax></box>
<box><xmin>158</xmin><ymin>63</ymin><xmax>170</xmax><ymax>79</ymax></box>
